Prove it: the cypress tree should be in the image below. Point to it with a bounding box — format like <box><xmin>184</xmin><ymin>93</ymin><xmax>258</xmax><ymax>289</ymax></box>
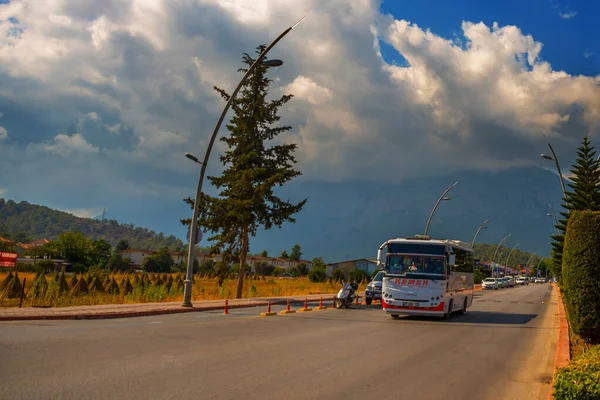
<box><xmin>120</xmin><ymin>276</ymin><xmax>134</xmax><ymax>295</ymax></box>
<box><xmin>0</xmin><ymin>270</ymin><xmax>22</xmax><ymax>299</ymax></box>
<box><xmin>58</xmin><ymin>271</ymin><xmax>68</xmax><ymax>295</ymax></box>
<box><xmin>89</xmin><ymin>275</ymin><xmax>104</xmax><ymax>292</ymax></box>
<box><xmin>70</xmin><ymin>274</ymin><xmax>78</xmax><ymax>289</ymax></box>
<box><xmin>182</xmin><ymin>46</ymin><xmax>306</xmax><ymax>299</ymax></box>
<box><xmin>550</xmin><ymin>137</ymin><xmax>600</xmax><ymax>283</ymax></box>
<box><xmin>29</xmin><ymin>270</ymin><xmax>48</xmax><ymax>300</ymax></box>
<box><xmin>71</xmin><ymin>276</ymin><xmax>89</xmax><ymax>296</ymax></box>
<box><xmin>0</xmin><ymin>270</ymin><xmax>14</xmax><ymax>292</ymax></box>
<box><xmin>105</xmin><ymin>277</ymin><xmax>120</xmax><ymax>295</ymax></box>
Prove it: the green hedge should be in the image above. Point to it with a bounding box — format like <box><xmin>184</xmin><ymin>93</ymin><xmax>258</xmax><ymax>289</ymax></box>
<box><xmin>562</xmin><ymin>211</ymin><xmax>600</xmax><ymax>342</ymax></box>
<box><xmin>553</xmin><ymin>344</ymin><xmax>600</xmax><ymax>400</ymax></box>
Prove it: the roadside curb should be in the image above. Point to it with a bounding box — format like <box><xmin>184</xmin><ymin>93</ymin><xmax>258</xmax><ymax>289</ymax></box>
<box><xmin>0</xmin><ymin>297</ymin><xmax>338</xmax><ymax>322</ymax></box>
<box><xmin>548</xmin><ymin>283</ymin><xmax>570</xmax><ymax>400</ymax></box>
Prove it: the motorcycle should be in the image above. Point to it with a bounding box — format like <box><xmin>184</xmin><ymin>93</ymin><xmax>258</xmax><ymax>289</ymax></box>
<box><xmin>335</xmin><ymin>281</ymin><xmax>359</xmax><ymax>309</ymax></box>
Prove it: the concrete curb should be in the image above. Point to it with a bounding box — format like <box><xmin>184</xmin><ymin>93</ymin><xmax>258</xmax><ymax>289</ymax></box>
<box><xmin>0</xmin><ymin>297</ymin><xmax>338</xmax><ymax>322</ymax></box>
<box><xmin>548</xmin><ymin>283</ymin><xmax>570</xmax><ymax>400</ymax></box>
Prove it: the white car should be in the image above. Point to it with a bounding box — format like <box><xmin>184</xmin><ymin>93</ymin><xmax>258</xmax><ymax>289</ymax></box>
<box><xmin>482</xmin><ymin>278</ymin><xmax>499</xmax><ymax>290</ymax></box>
<box><xmin>515</xmin><ymin>277</ymin><xmax>528</xmax><ymax>285</ymax></box>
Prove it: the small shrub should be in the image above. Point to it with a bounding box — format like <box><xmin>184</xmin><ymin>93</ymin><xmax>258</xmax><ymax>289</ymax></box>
<box><xmin>0</xmin><ymin>270</ymin><xmax>14</xmax><ymax>292</ymax></box>
<box><xmin>308</xmin><ymin>267</ymin><xmax>326</xmax><ymax>283</ymax></box>
<box><xmin>29</xmin><ymin>270</ymin><xmax>48</xmax><ymax>300</ymax></box>
<box><xmin>553</xmin><ymin>344</ymin><xmax>600</xmax><ymax>399</ymax></box>
<box><xmin>71</xmin><ymin>275</ymin><xmax>89</xmax><ymax>296</ymax></box>
<box><xmin>248</xmin><ymin>284</ymin><xmax>258</xmax><ymax>298</ymax></box>
<box><xmin>120</xmin><ymin>277</ymin><xmax>133</xmax><ymax>296</ymax></box>
<box><xmin>105</xmin><ymin>277</ymin><xmax>120</xmax><ymax>295</ymax></box>
<box><xmin>348</xmin><ymin>269</ymin><xmax>369</xmax><ymax>284</ymax></box>
<box><xmin>332</xmin><ymin>269</ymin><xmax>344</xmax><ymax>283</ymax></box>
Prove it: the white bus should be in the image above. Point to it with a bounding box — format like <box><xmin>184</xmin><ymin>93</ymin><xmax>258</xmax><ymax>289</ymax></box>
<box><xmin>377</xmin><ymin>236</ymin><xmax>474</xmax><ymax>319</ymax></box>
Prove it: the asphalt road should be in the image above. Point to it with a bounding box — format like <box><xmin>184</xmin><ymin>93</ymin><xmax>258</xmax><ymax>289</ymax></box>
<box><xmin>0</xmin><ymin>283</ymin><xmax>558</xmax><ymax>400</ymax></box>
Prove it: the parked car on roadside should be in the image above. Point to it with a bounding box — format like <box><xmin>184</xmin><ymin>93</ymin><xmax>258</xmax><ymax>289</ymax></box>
<box><xmin>482</xmin><ymin>278</ymin><xmax>499</xmax><ymax>290</ymax></box>
<box><xmin>365</xmin><ymin>270</ymin><xmax>384</xmax><ymax>305</ymax></box>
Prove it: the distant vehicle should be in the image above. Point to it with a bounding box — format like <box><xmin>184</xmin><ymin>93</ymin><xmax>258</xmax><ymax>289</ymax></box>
<box><xmin>535</xmin><ymin>277</ymin><xmax>546</xmax><ymax>284</ymax></box>
<box><xmin>482</xmin><ymin>278</ymin><xmax>499</xmax><ymax>290</ymax></box>
<box><xmin>505</xmin><ymin>276</ymin><xmax>516</xmax><ymax>287</ymax></box>
<box><xmin>515</xmin><ymin>277</ymin><xmax>528</xmax><ymax>286</ymax></box>
<box><xmin>377</xmin><ymin>236</ymin><xmax>474</xmax><ymax>319</ymax></box>
<box><xmin>365</xmin><ymin>270</ymin><xmax>384</xmax><ymax>305</ymax></box>
<box><xmin>497</xmin><ymin>278</ymin><xmax>507</xmax><ymax>288</ymax></box>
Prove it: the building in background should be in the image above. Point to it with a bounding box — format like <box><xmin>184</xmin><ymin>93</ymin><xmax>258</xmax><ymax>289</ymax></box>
<box><xmin>326</xmin><ymin>258</ymin><xmax>379</xmax><ymax>278</ymax></box>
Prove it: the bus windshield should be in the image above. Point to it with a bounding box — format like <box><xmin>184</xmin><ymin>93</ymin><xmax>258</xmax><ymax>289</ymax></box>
<box><xmin>386</xmin><ymin>255</ymin><xmax>445</xmax><ymax>276</ymax></box>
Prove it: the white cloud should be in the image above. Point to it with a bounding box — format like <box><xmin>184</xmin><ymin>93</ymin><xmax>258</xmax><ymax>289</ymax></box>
<box><xmin>584</xmin><ymin>51</ymin><xmax>597</xmax><ymax>59</ymax></box>
<box><xmin>43</xmin><ymin>133</ymin><xmax>99</xmax><ymax>157</ymax></box>
<box><xmin>0</xmin><ymin>0</ymin><xmax>598</xmax><ymax>200</ymax></box>
<box><xmin>283</xmin><ymin>76</ymin><xmax>332</xmax><ymax>105</ymax></box>
<box><xmin>558</xmin><ymin>11</ymin><xmax>577</xmax><ymax>19</ymax></box>
<box><xmin>0</xmin><ymin>188</ymin><xmax>5</xmax><ymax>196</ymax></box>
<box><xmin>0</xmin><ymin>126</ymin><xmax>7</xmax><ymax>140</ymax></box>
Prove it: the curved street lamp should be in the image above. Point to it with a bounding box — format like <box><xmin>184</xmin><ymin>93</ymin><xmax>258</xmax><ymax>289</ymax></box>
<box><xmin>424</xmin><ymin>181</ymin><xmax>458</xmax><ymax>236</ymax></box>
<box><xmin>182</xmin><ymin>17</ymin><xmax>306</xmax><ymax>307</ymax></box>
<box><xmin>491</xmin><ymin>234</ymin><xmax>511</xmax><ymax>279</ymax></box>
<box><xmin>471</xmin><ymin>218</ymin><xmax>489</xmax><ymax>248</ymax></box>
<box><xmin>541</xmin><ymin>137</ymin><xmax>567</xmax><ymax>201</ymax></box>
<box><xmin>524</xmin><ymin>252</ymin><xmax>537</xmax><ymax>271</ymax></box>
<box><xmin>504</xmin><ymin>242</ymin><xmax>520</xmax><ymax>273</ymax></box>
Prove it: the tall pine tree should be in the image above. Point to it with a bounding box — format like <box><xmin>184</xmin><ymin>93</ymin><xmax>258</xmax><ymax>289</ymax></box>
<box><xmin>183</xmin><ymin>46</ymin><xmax>306</xmax><ymax>298</ymax></box>
<box><xmin>550</xmin><ymin>136</ymin><xmax>600</xmax><ymax>283</ymax></box>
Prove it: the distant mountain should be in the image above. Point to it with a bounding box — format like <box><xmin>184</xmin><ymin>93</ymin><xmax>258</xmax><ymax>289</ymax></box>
<box><xmin>250</xmin><ymin>166</ymin><xmax>563</xmax><ymax>262</ymax></box>
<box><xmin>0</xmin><ymin>198</ymin><xmax>185</xmax><ymax>250</ymax></box>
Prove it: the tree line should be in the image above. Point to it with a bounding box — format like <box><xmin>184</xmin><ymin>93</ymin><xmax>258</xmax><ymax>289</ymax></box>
<box><xmin>0</xmin><ymin>198</ymin><xmax>184</xmax><ymax>250</ymax></box>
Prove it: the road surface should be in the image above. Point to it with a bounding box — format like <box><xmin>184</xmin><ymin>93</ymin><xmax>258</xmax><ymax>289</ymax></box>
<box><xmin>0</xmin><ymin>283</ymin><xmax>558</xmax><ymax>400</ymax></box>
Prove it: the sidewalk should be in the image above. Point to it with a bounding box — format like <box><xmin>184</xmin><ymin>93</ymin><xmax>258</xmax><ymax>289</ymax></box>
<box><xmin>0</xmin><ymin>293</ymin><xmax>350</xmax><ymax>321</ymax></box>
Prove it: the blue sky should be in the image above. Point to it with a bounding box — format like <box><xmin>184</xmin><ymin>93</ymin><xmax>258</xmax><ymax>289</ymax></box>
<box><xmin>380</xmin><ymin>0</ymin><xmax>598</xmax><ymax>76</ymax></box>
<box><xmin>0</xmin><ymin>0</ymin><xmax>599</xmax><ymax>258</ymax></box>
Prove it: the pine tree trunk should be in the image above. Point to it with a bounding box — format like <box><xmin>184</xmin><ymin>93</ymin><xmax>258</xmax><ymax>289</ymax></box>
<box><xmin>235</xmin><ymin>226</ymin><xmax>249</xmax><ymax>299</ymax></box>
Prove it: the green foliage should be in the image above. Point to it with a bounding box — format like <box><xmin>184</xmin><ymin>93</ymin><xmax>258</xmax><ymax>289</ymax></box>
<box><xmin>280</xmin><ymin>250</ymin><xmax>289</xmax><ymax>259</ymax></box>
<box><xmin>289</xmin><ymin>244</ymin><xmax>302</xmax><ymax>261</ymax></box>
<box><xmin>90</xmin><ymin>239</ymin><xmax>111</xmax><ymax>267</ymax></box>
<box><xmin>309</xmin><ymin>257</ymin><xmax>328</xmax><ymax>282</ymax></box>
<box><xmin>551</xmin><ymin>137</ymin><xmax>600</xmax><ymax>283</ymax></box>
<box><xmin>254</xmin><ymin>261</ymin><xmax>274</xmax><ymax>277</ymax></box>
<box><xmin>260</xmin><ymin>250</ymin><xmax>268</xmax><ymax>257</ymax></box>
<box><xmin>474</xmin><ymin>267</ymin><xmax>485</xmax><ymax>284</ymax></box>
<box><xmin>562</xmin><ymin>210</ymin><xmax>600</xmax><ymax>342</ymax></box>
<box><xmin>332</xmin><ymin>269</ymin><xmax>345</xmax><ymax>282</ymax></box>
<box><xmin>182</xmin><ymin>46</ymin><xmax>306</xmax><ymax>299</ymax></box>
<box><xmin>272</xmin><ymin>267</ymin><xmax>285</xmax><ymax>277</ymax></box>
<box><xmin>140</xmin><ymin>247</ymin><xmax>173</xmax><ymax>273</ymax></box>
<box><xmin>248</xmin><ymin>284</ymin><xmax>258</xmax><ymax>297</ymax></box>
<box><xmin>553</xmin><ymin>344</ymin><xmax>600</xmax><ymax>400</ymax></box>
<box><xmin>0</xmin><ymin>199</ymin><xmax>184</xmax><ymax>249</ymax></box>
<box><xmin>88</xmin><ymin>275</ymin><xmax>105</xmax><ymax>292</ymax></box>
<box><xmin>348</xmin><ymin>269</ymin><xmax>369</xmax><ymax>283</ymax></box>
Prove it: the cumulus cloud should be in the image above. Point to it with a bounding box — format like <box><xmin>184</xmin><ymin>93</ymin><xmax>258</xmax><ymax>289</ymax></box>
<box><xmin>0</xmin><ymin>126</ymin><xmax>6</xmax><ymax>140</ymax></box>
<box><xmin>0</xmin><ymin>0</ymin><xmax>599</xmax><ymax>231</ymax></box>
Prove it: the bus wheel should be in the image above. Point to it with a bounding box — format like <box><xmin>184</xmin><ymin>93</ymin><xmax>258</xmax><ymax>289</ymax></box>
<box><xmin>390</xmin><ymin>314</ymin><xmax>399</xmax><ymax>319</ymax></box>
<box><xmin>459</xmin><ymin>298</ymin><xmax>467</xmax><ymax>315</ymax></box>
<box><xmin>444</xmin><ymin>300</ymin><xmax>453</xmax><ymax>319</ymax></box>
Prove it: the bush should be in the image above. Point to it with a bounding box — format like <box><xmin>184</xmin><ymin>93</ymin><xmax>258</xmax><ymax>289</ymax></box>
<box><xmin>474</xmin><ymin>267</ymin><xmax>485</xmax><ymax>284</ymax></box>
<box><xmin>553</xmin><ymin>344</ymin><xmax>600</xmax><ymax>399</ymax></box>
<box><xmin>308</xmin><ymin>267</ymin><xmax>326</xmax><ymax>283</ymax></box>
<box><xmin>348</xmin><ymin>269</ymin><xmax>369</xmax><ymax>283</ymax></box>
<box><xmin>332</xmin><ymin>269</ymin><xmax>344</xmax><ymax>282</ymax></box>
<box><xmin>562</xmin><ymin>210</ymin><xmax>600</xmax><ymax>342</ymax></box>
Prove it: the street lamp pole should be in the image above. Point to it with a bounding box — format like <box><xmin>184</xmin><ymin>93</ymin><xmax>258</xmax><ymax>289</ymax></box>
<box><xmin>424</xmin><ymin>181</ymin><xmax>459</xmax><ymax>236</ymax></box>
<box><xmin>491</xmin><ymin>234</ymin><xmax>511</xmax><ymax>279</ymax></box>
<box><xmin>524</xmin><ymin>252</ymin><xmax>536</xmax><ymax>273</ymax></box>
<box><xmin>181</xmin><ymin>17</ymin><xmax>306</xmax><ymax>307</ymax></box>
<box><xmin>547</xmin><ymin>203</ymin><xmax>559</xmax><ymax>234</ymax></box>
<box><xmin>504</xmin><ymin>242</ymin><xmax>520</xmax><ymax>274</ymax></box>
<box><xmin>471</xmin><ymin>218</ymin><xmax>489</xmax><ymax>248</ymax></box>
<box><xmin>541</xmin><ymin>139</ymin><xmax>567</xmax><ymax>201</ymax></box>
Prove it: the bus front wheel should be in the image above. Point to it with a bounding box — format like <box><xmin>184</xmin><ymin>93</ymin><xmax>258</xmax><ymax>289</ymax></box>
<box><xmin>390</xmin><ymin>314</ymin><xmax>399</xmax><ymax>319</ymax></box>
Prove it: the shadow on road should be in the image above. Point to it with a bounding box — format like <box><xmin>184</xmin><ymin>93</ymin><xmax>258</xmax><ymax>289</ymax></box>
<box><xmin>404</xmin><ymin>311</ymin><xmax>537</xmax><ymax>325</ymax></box>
